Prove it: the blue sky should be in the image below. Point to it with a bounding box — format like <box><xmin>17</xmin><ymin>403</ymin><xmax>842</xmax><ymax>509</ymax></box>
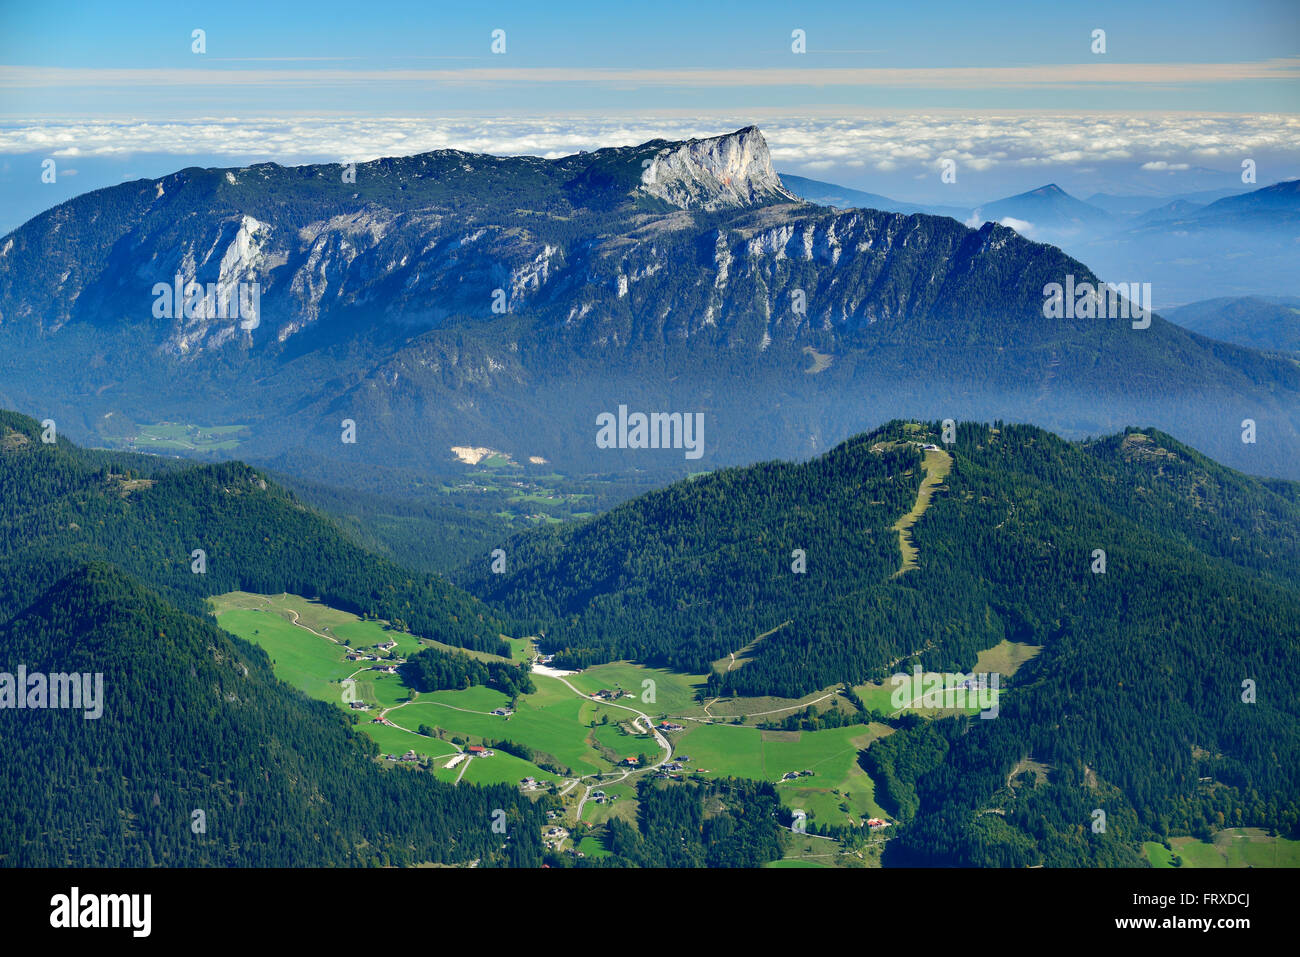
<box><xmin>1</xmin><ymin>0</ymin><xmax>1297</xmax><ymax>230</ymax></box>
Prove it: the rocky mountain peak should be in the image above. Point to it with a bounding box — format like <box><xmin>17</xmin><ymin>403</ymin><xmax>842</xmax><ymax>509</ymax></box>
<box><xmin>638</xmin><ymin>126</ymin><xmax>797</xmax><ymax>211</ymax></box>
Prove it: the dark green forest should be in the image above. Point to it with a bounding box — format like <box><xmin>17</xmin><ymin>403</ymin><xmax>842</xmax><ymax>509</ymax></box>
<box><xmin>402</xmin><ymin>645</ymin><xmax>535</xmax><ymax>698</ymax></box>
<box><xmin>0</xmin><ymin>563</ymin><xmax>545</xmax><ymax>867</ymax></box>
<box><xmin>0</xmin><ymin>409</ymin><xmax>509</xmax><ymax>655</ymax></box>
<box><xmin>548</xmin><ymin>778</ymin><xmax>784</xmax><ymax>868</ymax></box>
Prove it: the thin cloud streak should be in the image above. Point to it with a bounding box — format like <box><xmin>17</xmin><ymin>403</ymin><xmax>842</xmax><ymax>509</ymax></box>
<box><xmin>3</xmin><ymin>59</ymin><xmax>1299</xmax><ymax>90</ymax></box>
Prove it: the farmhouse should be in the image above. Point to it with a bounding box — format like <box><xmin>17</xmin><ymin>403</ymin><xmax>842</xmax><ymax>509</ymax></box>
<box><xmin>467</xmin><ymin>746</ymin><xmax>495</xmax><ymax>757</ymax></box>
<box><xmin>658</xmin><ymin>721</ymin><xmax>685</xmax><ymax>732</ymax></box>
<box><xmin>620</xmin><ymin>756</ymin><xmax>639</xmax><ymax>766</ymax></box>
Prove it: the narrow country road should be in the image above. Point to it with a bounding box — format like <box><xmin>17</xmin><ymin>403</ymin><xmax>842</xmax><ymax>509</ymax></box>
<box><xmin>540</xmin><ymin>665</ymin><xmax>672</xmax><ymax>824</ymax></box>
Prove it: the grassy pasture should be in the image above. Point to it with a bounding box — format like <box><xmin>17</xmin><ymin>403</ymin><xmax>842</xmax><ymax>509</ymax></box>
<box><xmin>1145</xmin><ymin>828</ymin><xmax>1300</xmax><ymax>868</ymax></box>
<box><xmin>974</xmin><ymin>640</ymin><xmax>1042</xmax><ymax>677</ymax></box>
<box><xmin>567</xmin><ymin>661</ymin><xmax>705</xmax><ymax>714</ymax></box>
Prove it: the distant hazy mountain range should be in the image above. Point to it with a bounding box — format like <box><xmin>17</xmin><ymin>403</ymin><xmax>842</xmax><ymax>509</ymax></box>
<box><xmin>2</xmin><ymin>126</ymin><xmax>1297</xmax><ymax>486</ymax></box>
<box><xmin>1163</xmin><ymin>295</ymin><xmax>1300</xmax><ymax>355</ymax></box>
<box><xmin>780</xmin><ymin>173</ymin><xmax>1300</xmax><ymax>307</ymax></box>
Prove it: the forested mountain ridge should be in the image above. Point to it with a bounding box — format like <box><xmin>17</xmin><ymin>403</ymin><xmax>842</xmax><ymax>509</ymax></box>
<box><xmin>464</xmin><ymin>419</ymin><xmax>1300</xmax><ymax>864</ymax></box>
<box><xmin>466</xmin><ymin>420</ymin><xmax>1300</xmax><ymax>690</ymax></box>
<box><xmin>0</xmin><ymin>562</ymin><xmax>546</xmax><ymax>866</ymax></box>
<box><xmin>2</xmin><ymin>127</ymin><xmax>1297</xmax><ymax>482</ymax></box>
<box><xmin>0</xmin><ymin>409</ymin><xmax>508</xmax><ymax>654</ymax></box>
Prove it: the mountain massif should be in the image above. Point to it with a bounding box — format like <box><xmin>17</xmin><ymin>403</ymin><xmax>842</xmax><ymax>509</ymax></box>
<box><xmin>1</xmin><ymin>127</ymin><xmax>1297</xmax><ymax>489</ymax></box>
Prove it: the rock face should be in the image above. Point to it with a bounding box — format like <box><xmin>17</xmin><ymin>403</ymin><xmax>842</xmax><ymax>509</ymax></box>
<box><xmin>639</xmin><ymin>127</ymin><xmax>796</xmax><ymax>211</ymax></box>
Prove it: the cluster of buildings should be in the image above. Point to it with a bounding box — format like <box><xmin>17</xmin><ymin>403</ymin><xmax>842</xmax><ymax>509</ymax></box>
<box><xmin>589</xmin><ymin>688</ymin><xmax>635</xmax><ymax>701</ymax></box>
<box><xmin>781</xmin><ymin>769</ymin><xmax>815</xmax><ymax>781</ymax></box>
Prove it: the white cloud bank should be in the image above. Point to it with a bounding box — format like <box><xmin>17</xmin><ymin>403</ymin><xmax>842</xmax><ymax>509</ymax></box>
<box><xmin>2</xmin><ymin>113</ymin><xmax>1294</xmax><ymax>174</ymax></box>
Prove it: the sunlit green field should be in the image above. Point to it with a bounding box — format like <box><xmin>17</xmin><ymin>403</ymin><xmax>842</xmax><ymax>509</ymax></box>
<box><xmin>1145</xmin><ymin>828</ymin><xmax>1300</xmax><ymax>868</ymax></box>
<box><xmin>211</xmin><ymin>592</ymin><xmax>564</xmax><ymax>781</ymax></box>
<box><xmin>424</xmin><ymin>686</ymin><xmax>512</xmax><ymax>712</ymax></box>
<box><xmin>567</xmin><ymin>661</ymin><xmax>706</xmax><ymax>714</ymax></box>
<box><xmin>459</xmin><ymin>749</ymin><xmax>561</xmax><ymax>787</ymax></box>
<box><xmin>399</xmin><ymin>674</ymin><xmax>631</xmax><ymax>777</ymax></box>
<box><xmin>100</xmin><ymin>420</ymin><xmax>250</xmax><ymax>453</ymax></box>
<box><xmin>769</xmin><ymin>725</ymin><xmax>893</xmax><ymax>826</ymax></box>
<box><xmin>214</xmin><ymin>608</ymin><xmax>356</xmax><ymax>701</ymax></box>
<box><xmin>213</xmin><ymin>590</ymin><xmax>897</xmax><ymax>840</ymax></box>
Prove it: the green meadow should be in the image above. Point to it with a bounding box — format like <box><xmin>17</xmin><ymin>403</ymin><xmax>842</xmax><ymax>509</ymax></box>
<box><xmin>214</xmin><ymin>591</ymin><xmax>898</xmax><ymax>841</ymax></box>
<box><xmin>394</xmin><ymin>673</ymin><xmax>634</xmax><ymax>777</ymax></box>
<box><xmin>214</xmin><ymin>608</ymin><xmax>355</xmax><ymax>701</ymax></box>
<box><xmin>459</xmin><ymin>749</ymin><xmax>561</xmax><ymax>787</ymax></box>
<box><xmin>974</xmin><ymin>640</ymin><xmax>1042</xmax><ymax>677</ymax></box>
<box><xmin>768</xmin><ymin>725</ymin><xmax>893</xmax><ymax>827</ymax></box>
<box><xmin>567</xmin><ymin>661</ymin><xmax>706</xmax><ymax>714</ymax></box>
<box><xmin>424</xmin><ymin>685</ymin><xmax>512</xmax><ymax>712</ymax></box>
<box><xmin>1145</xmin><ymin>828</ymin><xmax>1300</xmax><ymax>868</ymax></box>
<box><xmin>211</xmin><ymin>592</ymin><xmax>566</xmax><ymax>781</ymax></box>
<box><xmin>104</xmin><ymin>421</ymin><xmax>250</xmax><ymax>453</ymax></box>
